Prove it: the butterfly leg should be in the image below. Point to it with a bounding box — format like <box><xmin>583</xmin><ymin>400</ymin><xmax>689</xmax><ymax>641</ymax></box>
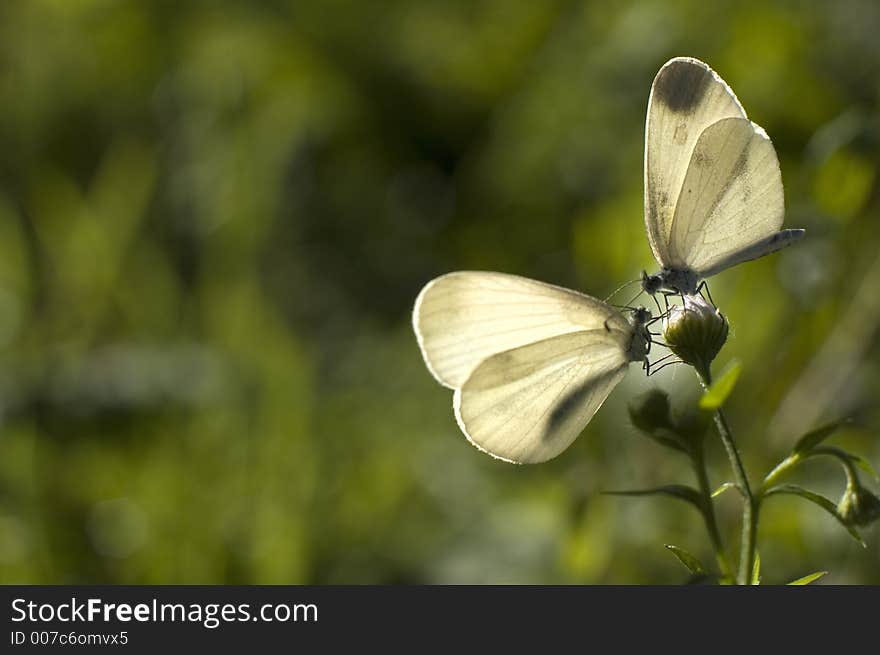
<box><xmin>644</xmin><ymin>351</ymin><xmax>681</xmax><ymax>376</ymax></box>
<box><xmin>646</xmin><ymin>305</ymin><xmax>673</xmax><ymax>325</ymax></box>
<box><xmin>647</xmin><ymin>359</ymin><xmax>685</xmax><ymax>376</ymax></box>
<box><xmin>696</xmin><ymin>280</ymin><xmax>717</xmax><ymax>308</ymax></box>
<box><xmin>649</xmin><ymin>352</ymin><xmax>676</xmax><ymax>365</ymax></box>
<box><xmin>659</xmin><ymin>290</ymin><xmax>678</xmax><ymax>314</ymax></box>
<box><xmin>651</xmin><ymin>293</ymin><xmax>663</xmax><ymax>315</ymax></box>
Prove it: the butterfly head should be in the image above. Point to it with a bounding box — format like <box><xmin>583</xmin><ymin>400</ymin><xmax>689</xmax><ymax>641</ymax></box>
<box><xmin>641</xmin><ymin>269</ymin><xmax>699</xmax><ymax>297</ymax></box>
<box><xmin>641</xmin><ymin>270</ymin><xmax>663</xmax><ymax>296</ymax></box>
<box><xmin>632</xmin><ymin>306</ymin><xmax>651</xmax><ymax>326</ymax></box>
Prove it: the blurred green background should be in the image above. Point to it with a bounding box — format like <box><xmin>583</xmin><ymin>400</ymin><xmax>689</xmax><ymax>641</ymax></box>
<box><xmin>0</xmin><ymin>0</ymin><xmax>878</xmax><ymax>584</ymax></box>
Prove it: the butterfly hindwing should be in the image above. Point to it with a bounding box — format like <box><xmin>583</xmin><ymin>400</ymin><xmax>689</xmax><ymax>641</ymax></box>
<box><xmin>454</xmin><ymin>330</ymin><xmax>631</xmax><ymax>464</ymax></box>
<box><xmin>669</xmin><ymin>117</ymin><xmax>786</xmax><ymax>275</ymax></box>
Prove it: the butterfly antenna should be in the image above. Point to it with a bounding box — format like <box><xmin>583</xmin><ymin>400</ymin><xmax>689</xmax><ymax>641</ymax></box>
<box><xmin>623</xmin><ymin>289</ymin><xmax>644</xmax><ymax>309</ymax></box>
<box><xmin>603</xmin><ymin>278</ymin><xmax>641</xmax><ymax>304</ymax></box>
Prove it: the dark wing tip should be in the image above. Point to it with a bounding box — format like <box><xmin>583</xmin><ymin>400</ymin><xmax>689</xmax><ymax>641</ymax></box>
<box><xmin>652</xmin><ymin>58</ymin><xmax>714</xmax><ymax>114</ymax></box>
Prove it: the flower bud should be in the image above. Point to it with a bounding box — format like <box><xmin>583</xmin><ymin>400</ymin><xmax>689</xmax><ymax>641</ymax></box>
<box><xmin>674</xmin><ymin>406</ymin><xmax>711</xmax><ymax>446</ymax></box>
<box><xmin>838</xmin><ymin>480</ymin><xmax>880</xmax><ymax>527</ymax></box>
<box><xmin>628</xmin><ymin>389</ymin><xmax>692</xmax><ymax>453</ymax></box>
<box><xmin>628</xmin><ymin>389</ymin><xmax>674</xmax><ymax>434</ymax></box>
<box><xmin>663</xmin><ymin>295</ymin><xmax>728</xmax><ymax>375</ymax></box>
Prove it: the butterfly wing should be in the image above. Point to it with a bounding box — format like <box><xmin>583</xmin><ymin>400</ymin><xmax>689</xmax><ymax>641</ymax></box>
<box><xmin>413</xmin><ymin>271</ymin><xmax>630</xmax><ymax>389</ymax></box>
<box><xmin>696</xmin><ymin>229</ymin><xmax>804</xmax><ymax>278</ymax></box>
<box><xmin>668</xmin><ymin>117</ymin><xmax>789</xmax><ymax>276</ymax></box>
<box><xmin>454</xmin><ymin>330</ymin><xmax>631</xmax><ymax>464</ymax></box>
<box><xmin>644</xmin><ymin>57</ymin><xmax>746</xmax><ymax>269</ymax></box>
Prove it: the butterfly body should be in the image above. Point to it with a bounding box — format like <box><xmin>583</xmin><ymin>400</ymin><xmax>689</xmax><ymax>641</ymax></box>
<box><xmin>625</xmin><ymin>306</ymin><xmax>652</xmax><ymax>362</ymax></box>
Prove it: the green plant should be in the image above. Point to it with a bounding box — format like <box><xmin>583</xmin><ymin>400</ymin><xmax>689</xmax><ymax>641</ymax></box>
<box><xmin>622</xmin><ymin>294</ymin><xmax>879</xmax><ymax>584</ymax></box>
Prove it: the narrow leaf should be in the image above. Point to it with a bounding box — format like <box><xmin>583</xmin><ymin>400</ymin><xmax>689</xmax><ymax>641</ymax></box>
<box><xmin>649</xmin><ymin>428</ymin><xmax>689</xmax><ymax>454</ymax></box>
<box><xmin>603</xmin><ymin>485</ymin><xmax>703</xmax><ymax>515</ymax></box>
<box><xmin>846</xmin><ymin>453</ymin><xmax>880</xmax><ymax>482</ymax></box>
<box><xmin>699</xmin><ymin>361</ymin><xmax>741</xmax><ymax>410</ymax></box>
<box><xmin>763</xmin><ymin>484</ymin><xmax>866</xmax><ymax>547</ymax></box>
<box><xmin>787</xmin><ymin>571</ymin><xmax>828</xmax><ymax>586</ymax></box>
<box><xmin>805</xmin><ymin>446</ymin><xmax>880</xmax><ymax>484</ymax></box>
<box><xmin>751</xmin><ymin>551</ymin><xmax>761</xmax><ymax>585</ymax></box>
<box><xmin>762</xmin><ymin>454</ymin><xmax>799</xmax><ymax>488</ymax></box>
<box><xmin>685</xmin><ymin>573</ymin><xmax>715</xmax><ymax>585</ymax></box>
<box><xmin>664</xmin><ymin>544</ymin><xmax>707</xmax><ymax>575</ymax></box>
<box><xmin>793</xmin><ymin>419</ymin><xmax>849</xmax><ymax>454</ymax></box>
<box><xmin>711</xmin><ymin>482</ymin><xmax>741</xmax><ymax>498</ymax></box>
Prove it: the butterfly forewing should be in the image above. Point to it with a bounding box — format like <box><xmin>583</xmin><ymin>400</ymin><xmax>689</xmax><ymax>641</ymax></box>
<box><xmin>644</xmin><ymin>57</ymin><xmax>747</xmax><ymax>269</ymax></box>
<box><xmin>413</xmin><ymin>271</ymin><xmax>630</xmax><ymax>388</ymax></box>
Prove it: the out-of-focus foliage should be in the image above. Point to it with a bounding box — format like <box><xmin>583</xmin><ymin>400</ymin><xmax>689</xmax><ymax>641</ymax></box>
<box><xmin>0</xmin><ymin>0</ymin><xmax>878</xmax><ymax>584</ymax></box>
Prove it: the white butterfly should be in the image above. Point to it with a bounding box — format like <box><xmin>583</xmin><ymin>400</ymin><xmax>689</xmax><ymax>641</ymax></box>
<box><xmin>640</xmin><ymin>57</ymin><xmax>804</xmax><ymax>298</ymax></box>
<box><xmin>413</xmin><ymin>57</ymin><xmax>801</xmax><ymax>464</ymax></box>
<box><xmin>413</xmin><ymin>272</ymin><xmax>652</xmax><ymax>463</ymax></box>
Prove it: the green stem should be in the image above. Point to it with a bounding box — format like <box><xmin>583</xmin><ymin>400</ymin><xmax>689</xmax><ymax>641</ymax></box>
<box><xmin>691</xmin><ymin>442</ymin><xmax>731</xmax><ymax>579</ymax></box>
<box><xmin>697</xmin><ymin>366</ymin><xmax>757</xmax><ymax>585</ymax></box>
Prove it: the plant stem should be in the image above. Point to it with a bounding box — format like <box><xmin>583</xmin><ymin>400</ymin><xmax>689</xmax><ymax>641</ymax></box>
<box><xmin>691</xmin><ymin>442</ymin><xmax>731</xmax><ymax>578</ymax></box>
<box><xmin>697</xmin><ymin>366</ymin><xmax>757</xmax><ymax>585</ymax></box>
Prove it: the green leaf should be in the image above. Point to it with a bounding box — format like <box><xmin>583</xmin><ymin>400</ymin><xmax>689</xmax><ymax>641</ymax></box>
<box><xmin>711</xmin><ymin>482</ymin><xmax>741</xmax><ymax>498</ymax></box>
<box><xmin>603</xmin><ymin>485</ymin><xmax>704</xmax><ymax>515</ymax></box>
<box><xmin>699</xmin><ymin>361</ymin><xmax>741</xmax><ymax>410</ymax></box>
<box><xmin>787</xmin><ymin>571</ymin><xmax>828</xmax><ymax>585</ymax></box>
<box><xmin>648</xmin><ymin>428</ymin><xmax>689</xmax><ymax>454</ymax></box>
<box><xmin>717</xmin><ymin>573</ymin><xmax>735</xmax><ymax>586</ymax></box>
<box><xmin>793</xmin><ymin>419</ymin><xmax>849</xmax><ymax>454</ymax></box>
<box><xmin>751</xmin><ymin>551</ymin><xmax>761</xmax><ymax>585</ymax></box>
<box><xmin>763</xmin><ymin>484</ymin><xmax>866</xmax><ymax>547</ymax></box>
<box><xmin>762</xmin><ymin>454</ymin><xmax>800</xmax><ymax>488</ymax></box>
<box><xmin>846</xmin><ymin>453</ymin><xmax>880</xmax><ymax>482</ymax></box>
<box><xmin>664</xmin><ymin>544</ymin><xmax>707</xmax><ymax>575</ymax></box>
